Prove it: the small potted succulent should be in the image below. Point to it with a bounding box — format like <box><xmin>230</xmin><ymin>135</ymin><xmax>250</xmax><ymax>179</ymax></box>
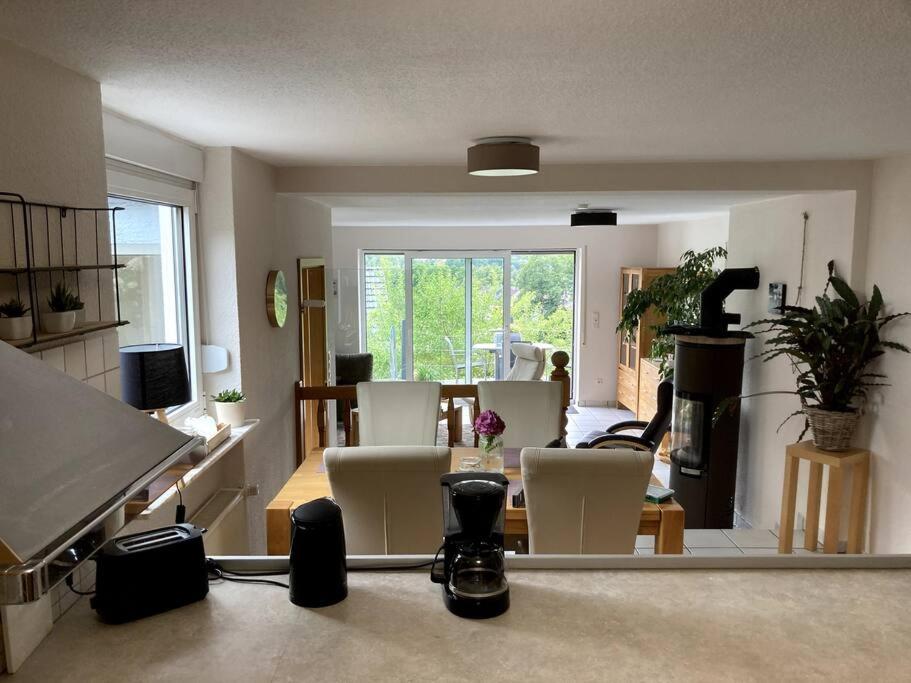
<box><xmin>72</xmin><ymin>294</ymin><xmax>86</xmax><ymax>327</ymax></box>
<box><xmin>0</xmin><ymin>298</ymin><xmax>33</xmax><ymax>341</ymax></box>
<box><xmin>474</xmin><ymin>409</ymin><xmax>506</xmax><ymax>472</ymax></box>
<box><xmin>42</xmin><ymin>282</ymin><xmax>79</xmax><ymax>334</ymax></box>
<box><xmin>211</xmin><ymin>388</ymin><xmax>247</xmax><ymax>428</ymax></box>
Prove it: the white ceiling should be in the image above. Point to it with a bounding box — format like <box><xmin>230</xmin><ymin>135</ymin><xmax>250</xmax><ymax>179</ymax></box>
<box><xmin>2</xmin><ymin>1</ymin><xmax>910</xmax><ymax>166</ymax></box>
<box><xmin>313</xmin><ymin>191</ymin><xmax>797</xmax><ymax>227</ymax></box>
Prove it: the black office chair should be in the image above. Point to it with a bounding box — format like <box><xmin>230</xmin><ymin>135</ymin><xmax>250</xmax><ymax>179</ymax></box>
<box><xmin>335</xmin><ymin>353</ymin><xmax>373</xmax><ymax>421</ymax></box>
<box><xmin>575</xmin><ymin>379</ymin><xmax>673</xmax><ymax>454</ymax></box>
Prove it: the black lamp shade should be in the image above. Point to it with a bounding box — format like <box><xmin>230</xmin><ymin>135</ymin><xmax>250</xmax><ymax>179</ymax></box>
<box><xmin>120</xmin><ymin>343</ymin><xmax>191</xmax><ymax>411</ymax></box>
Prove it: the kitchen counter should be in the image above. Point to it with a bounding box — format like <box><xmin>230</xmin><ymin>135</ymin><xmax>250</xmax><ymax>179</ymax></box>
<box><xmin>7</xmin><ymin>567</ymin><xmax>909</xmax><ymax>681</ymax></box>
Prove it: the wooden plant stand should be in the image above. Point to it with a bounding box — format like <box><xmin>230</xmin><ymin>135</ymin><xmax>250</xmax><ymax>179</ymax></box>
<box><xmin>778</xmin><ymin>441</ymin><xmax>871</xmax><ymax>554</ymax></box>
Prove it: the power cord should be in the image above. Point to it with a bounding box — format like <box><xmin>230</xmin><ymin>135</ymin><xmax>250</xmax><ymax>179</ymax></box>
<box><xmin>175</xmin><ymin>481</ymin><xmax>186</xmax><ymax>524</ymax></box>
<box><xmin>65</xmin><ymin>573</ymin><xmax>95</xmax><ymax>597</ymax></box>
<box><xmin>206</xmin><ymin>559</ymin><xmax>290</xmax><ymax>588</ymax></box>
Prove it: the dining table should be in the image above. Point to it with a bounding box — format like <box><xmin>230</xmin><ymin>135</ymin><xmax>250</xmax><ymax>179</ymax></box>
<box><xmin>266</xmin><ymin>447</ymin><xmax>685</xmax><ymax>555</ymax></box>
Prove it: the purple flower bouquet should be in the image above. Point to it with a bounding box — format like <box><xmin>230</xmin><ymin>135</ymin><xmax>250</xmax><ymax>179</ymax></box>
<box><xmin>474</xmin><ymin>409</ymin><xmax>505</xmax><ymax>455</ymax></box>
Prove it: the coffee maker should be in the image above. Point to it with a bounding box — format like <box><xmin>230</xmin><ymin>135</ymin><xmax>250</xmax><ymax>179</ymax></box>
<box><xmin>431</xmin><ymin>472</ymin><xmax>510</xmax><ymax>619</ymax></box>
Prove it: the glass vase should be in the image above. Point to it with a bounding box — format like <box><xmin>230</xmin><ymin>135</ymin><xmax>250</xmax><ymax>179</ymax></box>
<box><xmin>482</xmin><ymin>437</ymin><xmax>504</xmax><ymax>473</ymax></box>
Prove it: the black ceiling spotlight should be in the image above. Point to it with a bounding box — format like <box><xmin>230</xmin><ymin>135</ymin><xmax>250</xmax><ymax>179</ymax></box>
<box><xmin>570</xmin><ymin>205</ymin><xmax>618</xmax><ymax>226</ymax></box>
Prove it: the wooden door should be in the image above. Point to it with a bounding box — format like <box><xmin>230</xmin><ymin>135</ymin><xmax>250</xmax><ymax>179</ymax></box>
<box><xmin>299</xmin><ymin>260</ymin><xmax>328</xmax><ymax>461</ymax></box>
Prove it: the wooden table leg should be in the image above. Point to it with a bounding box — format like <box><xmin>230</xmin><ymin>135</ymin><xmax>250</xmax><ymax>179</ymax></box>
<box><xmin>847</xmin><ymin>455</ymin><xmax>870</xmax><ymax>554</ymax></box>
<box><xmin>778</xmin><ymin>453</ymin><xmax>800</xmax><ymax>553</ymax></box>
<box><xmin>655</xmin><ymin>505</ymin><xmax>685</xmax><ymax>554</ymax></box>
<box><xmin>451</xmin><ymin>405</ymin><xmax>464</xmax><ymax>443</ymax></box>
<box><xmin>823</xmin><ymin>465</ymin><xmax>844</xmax><ymax>554</ymax></box>
<box><xmin>266</xmin><ymin>499</ymin><xmax>294</xmax><ymax>555</ymax></box>
<box><xmin>805</xmin><ymin>461</ymin><xmax>823</xmax><ymax>551</ymax></box>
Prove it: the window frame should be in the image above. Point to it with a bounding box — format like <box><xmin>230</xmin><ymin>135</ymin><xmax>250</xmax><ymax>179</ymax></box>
<box><xmin>107</xmin><ymin>162</ymin><xmax>204</xmax><ymax>422</ymax></box>
<box><xmin>358</xmin><ymin>248</ymin><xmax>578</xmax><ymax>394</ymax></box>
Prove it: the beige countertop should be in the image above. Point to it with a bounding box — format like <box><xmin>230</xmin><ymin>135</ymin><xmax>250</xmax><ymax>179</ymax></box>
<box><xmin>7</xmin><ymin>568</ymin><xmax>910</xmax><ymax>682</ymax></box>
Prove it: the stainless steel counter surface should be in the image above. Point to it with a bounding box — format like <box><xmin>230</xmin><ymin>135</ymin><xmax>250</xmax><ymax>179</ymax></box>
<box><xmin>7</xmin><ymin>568</ymin><xmax>910</xmax><ymax>682</ymax></box>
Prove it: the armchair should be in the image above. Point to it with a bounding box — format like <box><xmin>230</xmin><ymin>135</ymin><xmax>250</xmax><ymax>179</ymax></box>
<box><xmin>575</xmin><ymin>379</ymin><xmax>673</xmax><ymax>454</ymax></box>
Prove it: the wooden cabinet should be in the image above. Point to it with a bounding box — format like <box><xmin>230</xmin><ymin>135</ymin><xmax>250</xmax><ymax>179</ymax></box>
<box><xmin>616</xmin><ymin>266</ymin><xmax>675</xmax><ymax>413</ymax></box>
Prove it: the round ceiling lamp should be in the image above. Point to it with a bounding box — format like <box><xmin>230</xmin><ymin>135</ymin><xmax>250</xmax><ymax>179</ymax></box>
<box><xmin>570</xmin><ymin>205</ymin><xmax>618</xmax><ymax>226</ymax></box>
<box><xmin>467</xmin><ymin>137</ymin><xmax>539</xmax><ymax>176</ymax></box>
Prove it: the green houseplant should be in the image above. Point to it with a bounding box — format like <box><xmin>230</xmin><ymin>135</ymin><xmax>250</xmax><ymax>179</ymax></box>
<box><xmin>212</xmin><ymin>388</ymin><xmax>247</xmax><ymax>428</ymax></box>
<box><xmin>617</xmin><ymin>246</ymin><xmax>727</xmax><ymax>376</ymax></box>
<box><xmin>738</xmin><ymin>261</ymin><xmax>909</xmax><ymax>450</ymax></box>
<box><xmin>42</xmin><ymin>282</ymin><xmax>80</xmax><ymax>334</ymax></box>
<box><xmin>0</xmin><ymin>297</ymin><xmax>33</xmax><ymax>341</ymax></box>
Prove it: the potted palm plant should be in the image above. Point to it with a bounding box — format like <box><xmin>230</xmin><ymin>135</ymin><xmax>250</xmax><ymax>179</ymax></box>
<box><xmin>744</xmin><ymin>261</ymin><xmax>909</xmax><ymax>450</ymax></box>
<box><xmin>212</xmin><ymin>388</ymin><xmax>247</xmax><ymax>428</ymax></box>
<box><xmin>0</xmin><ymin>298</ymin><xmax>33</xmax><ymax>341</ymax></box>
<box><xmin>618</xmin><ymin>246</ymin><xmax>727</xmax><ymax>377</ymax></box>
<box><xmin>42</xmin><ymin>282</ymin><xmax>79</xmax><ymax>334</ymax></box>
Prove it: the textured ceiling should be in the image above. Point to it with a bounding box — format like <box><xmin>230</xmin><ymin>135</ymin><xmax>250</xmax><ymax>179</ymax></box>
<box><xmin>2</xmin><ymin>0</ymin><xmax>910</xmax><ymax>166</ymax></box>
<box><xmin>316</xmin><ymin>191</ymin><xmax>797</xmax><ymax>226</ymax></box>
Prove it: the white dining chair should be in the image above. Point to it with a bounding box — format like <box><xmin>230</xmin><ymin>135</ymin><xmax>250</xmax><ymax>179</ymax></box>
<box><xmin>324</xmin><ymin>446</ymin><xmax>450</xmax><ymax>554</ymax></box>
<box><xmin>477</xmin><ymin>380</ymin><xmax>563</xmax><ymax>449</ymax></box>
<box><xmin>356</xmin><ymin>381</ymin><xmax>441</xmax><ymax>446</ymax></box>
<box><xmin>520</xmin><ymin>447</ymin><xmax>654</xmax><ymax>554</ymax></box>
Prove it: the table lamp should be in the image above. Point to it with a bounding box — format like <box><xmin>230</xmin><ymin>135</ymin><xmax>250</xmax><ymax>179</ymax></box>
<box><xmin>120</xmin><ymin>343</ymin><xmax>191</xmax><ymax>425</ymax></box>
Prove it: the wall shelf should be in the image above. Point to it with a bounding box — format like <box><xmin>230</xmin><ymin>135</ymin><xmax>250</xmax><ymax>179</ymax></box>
<box><xmin>7</xmin><ymin>320</ymin><xmax>128</xmax><ymax>352</ymax></box>
<box><xmin>0</xmin><ymin>264</ymin><xmax>126</xmax><ymax>275</ymax></box>
<box><xmin>0</xmin><ymin>191</ymin><xmax>126</xmax><ymax>351</ymax></box>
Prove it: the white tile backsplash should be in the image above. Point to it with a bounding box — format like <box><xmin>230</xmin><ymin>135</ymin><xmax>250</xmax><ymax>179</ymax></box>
<box><xmin>84</xmin><ymin>335</ymin><xmax>105</xmax><ymax>377</ymax></box>
<box><xmin>63</xmin><ymin>342</ymin><xmax>87</xmax><ymax>380</ymax></box>
<box><xmin>104</xmin><ymin>368</ymin><xmax>121</xmax><ymax>400</ymax></box>
<box><xmin>86</xmin><ymin>374</ymin><xmax>105</xmax><ymax>392</ymax></box>
<box><xmin>40</xmin><ymin>346</ymin><xmax>65</xmax><ymax>373</ymax></box>
<box><xmin>102</xmin><ymin>331</ymin><xmax>120</xmax><ymax>370</ymax></box>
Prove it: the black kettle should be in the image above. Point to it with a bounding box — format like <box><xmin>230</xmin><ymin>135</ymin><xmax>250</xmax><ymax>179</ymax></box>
<box><xmin>288</xmin><ymin>497</ymin><xmax>348</xmax><ymax>607</ymax></box>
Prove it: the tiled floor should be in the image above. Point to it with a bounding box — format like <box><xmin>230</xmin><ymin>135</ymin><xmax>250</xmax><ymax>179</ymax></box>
<box><xmin>634</xmin><ymin>527</ymin><xmax>822</xmax><ymax>555</ymax></box>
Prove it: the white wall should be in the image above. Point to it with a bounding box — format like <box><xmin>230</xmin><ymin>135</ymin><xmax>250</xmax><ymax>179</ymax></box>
<box><xmin>198</xmin><ymin>148</ymin><xmax>243</xmax><ymax>395</ymax></box>
<box><xmin>198</xmin><ymin>151</ymin><xmax>334</xmax><ymax>552</ymax></box>
<box><xmin>726</xmin><ymin>191</ymin><xmax>860</xmax><ymax>531</ymax></box>
<box><xmin>331</xmin><ymin>224</ymin><xmax>658</xmax><ymax>405</ymax></box>
<box><xmin>0</xmin><ymin>38</ymin><xmax>118</xmax><ymax>672</ymax></box>
<box><xmin>862</xmin><ymin>155</ymin><xmax>911</xmax><ymax>554</ymax></box>
<box><xmin>656</xmin><ymin>215</ymin><xmax>729</xmax><ymax>267</ymax></box>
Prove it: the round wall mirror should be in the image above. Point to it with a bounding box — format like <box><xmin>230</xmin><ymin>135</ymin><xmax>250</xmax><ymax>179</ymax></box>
<box><xmin>266</xmin><ymin>270</ymin><xmax>288</xmax><ymax>328</ymax></box>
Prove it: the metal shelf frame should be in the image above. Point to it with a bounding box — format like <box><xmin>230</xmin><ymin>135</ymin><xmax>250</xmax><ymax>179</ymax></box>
<box><xmin>0</xmin><ymin>191</ymin><xmax>126</xmax><ymax>349</ymax></box>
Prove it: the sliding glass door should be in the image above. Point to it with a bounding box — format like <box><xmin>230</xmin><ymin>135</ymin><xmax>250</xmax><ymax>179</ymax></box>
<box><xmin>362</xmin><ymin>250</ymin><xmax>573</xmax><ymax>386</ymax></box>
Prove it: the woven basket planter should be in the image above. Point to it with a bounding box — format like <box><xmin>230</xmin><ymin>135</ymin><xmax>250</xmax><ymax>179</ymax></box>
<box><xmin>804</xmin><ymin>407</ymin><xmax>859</xmax><ymax>451</ymax></box>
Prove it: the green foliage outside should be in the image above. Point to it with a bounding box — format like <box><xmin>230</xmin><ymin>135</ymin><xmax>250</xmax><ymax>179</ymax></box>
<box><xmin>365</xmin><ymin>253</ymin><xmax>575</xmax><ymax>381</ymax></box>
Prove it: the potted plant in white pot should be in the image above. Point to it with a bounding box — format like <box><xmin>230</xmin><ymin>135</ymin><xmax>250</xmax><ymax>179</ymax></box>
<box><xmin>736</xmin><ymin>261</ymin><xmax>909</xmax><ymax>450</ymax></box>
<box><xmin>212</xmin><ymin>388</ymin><xmax>247</xmax><ymax>428</ymax></box>
<box><xmin>41</xmin><ymin>282</ymin><xmax>79</xmax><ymax>334</ymax></box>
<box><xmin>0</xmin><ymin>298</ymin><xmax>33</xmax><ymax>341</ymax></box>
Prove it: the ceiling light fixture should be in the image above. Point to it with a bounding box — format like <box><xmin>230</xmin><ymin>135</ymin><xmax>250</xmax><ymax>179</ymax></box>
<box><xmin>570</xmin><ymin>205</ymin><xmax>618</xmax><ymax>226</ymax></box>
<box><xmin>467</xmin><ymin>137</ymin><xmax>539</xmax><ymax>176</ymax></box>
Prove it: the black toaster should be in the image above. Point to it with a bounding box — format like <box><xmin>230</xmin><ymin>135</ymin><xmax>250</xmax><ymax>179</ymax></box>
<box><xmin>90</xmin><ymin>523</ymin><xmax>208</xmax><ymax>623</ymax></box>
